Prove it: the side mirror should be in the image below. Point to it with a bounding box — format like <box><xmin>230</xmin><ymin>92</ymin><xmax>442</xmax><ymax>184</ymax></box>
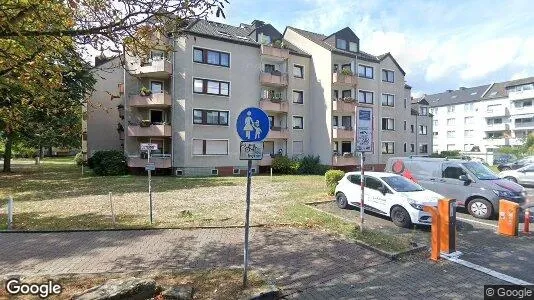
<box><xmin>379</xmin><ymin>186</ymin><xmax>388</xmax><ymax>195</ymax></box>
<box><xmin>459</xmin><ymin>175</ymin><xmax>471</xmax><ymax>183</ymax></box>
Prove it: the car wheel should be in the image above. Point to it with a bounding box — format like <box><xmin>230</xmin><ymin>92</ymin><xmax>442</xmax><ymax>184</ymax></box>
<box><xmin>504</xmin><ymin>176</ymin><xmax>518</xmax><ymax>183</ymax></box>
<box><xmin>467</xmin><ymin>198</ymin><xmax>493</xmax><ymax>219</ymax></box>
<box><xmin>336</xmin><ymin>192</ymin><xmax>348</xmax><ymax>209</ymax></box>
<box><xmin>391</xmin><ymin>206</ymin><xmax>412</xmax><ymax>228</ymax></box>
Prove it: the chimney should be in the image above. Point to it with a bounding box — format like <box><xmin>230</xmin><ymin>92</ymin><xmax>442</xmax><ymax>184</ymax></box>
<box><xmin>447</xmin><ymin>89</ymin><xmax>453</xmax><ymax>93</ymax></box>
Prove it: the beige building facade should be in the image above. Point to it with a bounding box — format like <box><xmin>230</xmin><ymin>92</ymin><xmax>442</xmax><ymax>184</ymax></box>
<box><xmin>84</xmin><ymin>20</ymin><xmax>432</xmax><ymax>175</ymax></box>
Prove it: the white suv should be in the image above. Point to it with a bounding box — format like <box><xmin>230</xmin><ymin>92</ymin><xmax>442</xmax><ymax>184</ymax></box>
<box><xmin>334</xmin><ymin>171</ymin><xmax>443</xmax><ymax>228</ymax></box>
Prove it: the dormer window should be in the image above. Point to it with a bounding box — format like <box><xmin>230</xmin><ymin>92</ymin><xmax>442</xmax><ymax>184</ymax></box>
<box><xmin>349</xmin><ymin>42</ymin><xmax>358</xmax><ymax>52</ymax></box>
<box><xmin>259</xmin><ymin>33</ymin><xmax>271</xmax><ymax>44</ymax></box>
<box><xmin>336</xmin><ymin>39</ymin><xmax>347</xmax><ymax>50</ymax></box>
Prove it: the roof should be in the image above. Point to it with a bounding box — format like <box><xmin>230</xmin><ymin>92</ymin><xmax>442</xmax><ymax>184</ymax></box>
<box><xmin>345</xmin><ymin>171</ymin><xmax>397</xmax><ymax>177</ymax></box>
<box><xmin>377</xmin><ymin>52</ymin><xmax>406</xmax><ymax>76</ymax></box>
<box><xmin>404</xmin><ymin>84</ymin><xmax>412</xmax><ymax>89</ymax></box>
<box><xmin>286</xmin><ymin>26</ymin><xmax>363</xmax><ymax>58</ymax></box>
<box><xmin>281</xmin><ymin>40</ymin><xmax>311</xmax><ymax>57</ymax></box>
<box><xmin>424</xmin><ymin>84</ymin><xmax>491</xmax><ymax>107</ymax></box>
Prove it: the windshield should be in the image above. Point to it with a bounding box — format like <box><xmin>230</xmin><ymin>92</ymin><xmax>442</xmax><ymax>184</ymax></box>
<box><xmin>381</xmin><ymin>176</ymin><xmax>425</xmax><ymax>192</ymax></box>
<box><xmin>462</xmin><ymin>162</ymin><xmax>499</xmax><ymax>180</ymax></box>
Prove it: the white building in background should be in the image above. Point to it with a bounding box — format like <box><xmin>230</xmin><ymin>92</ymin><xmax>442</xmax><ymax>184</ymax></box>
<box><xmin>422</xmin><ymin>77</ymin><xmax>534</xmax><ymax>153</ymax></box>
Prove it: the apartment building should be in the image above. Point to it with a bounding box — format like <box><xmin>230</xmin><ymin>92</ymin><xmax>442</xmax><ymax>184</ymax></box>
<box><xmin>84</xmin><ymin>19</ymin><xmax>431</xmax><ymax>175</ymax></box>
<box><xmin>424</xmin><ymin>76</ymin><xmax>534</xmax><ymax>153</ymax></box>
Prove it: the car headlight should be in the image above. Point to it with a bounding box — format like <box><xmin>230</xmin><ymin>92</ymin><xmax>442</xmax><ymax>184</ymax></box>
<box><xmin>493</xmin><ymin>190</ymin><xmax>515</xmax><ymax>198</ymax></box>
<box><xmin>408</xmin><ymin>199</ymin><xmax>424</xmax><ymax>211</ymax></box>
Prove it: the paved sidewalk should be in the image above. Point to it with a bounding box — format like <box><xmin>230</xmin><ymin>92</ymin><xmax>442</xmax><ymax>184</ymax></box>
<box><xmin>0</xmin><ymin>228</ymin><xmax>509</xmax><ymax>299</ymax></box>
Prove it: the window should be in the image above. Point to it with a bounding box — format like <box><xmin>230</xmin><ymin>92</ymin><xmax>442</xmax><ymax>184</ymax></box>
<box><xmin>293</xmin><ymin>65</ymin><xmax>304</xmax><ymax>78</ymax></box>
<box><xmin>150</xmin><ymin>81</ymin><xmax>163</xmax><ymax>93</ymax></box>
<box><xmin>358</xmin><ymin>90</ymin><xmax>373</xmax><ymax>104</ymax></box>
<box><xmin>342</xmin><ymin>116</ymin><xmax>352</xmax><ymax>129</ymax></box>
<box><xmin>446</xmin><ymin>144</ymin><xmax>456</xmax><ymax>151</ymax></box>
<box><xmin>404</xmin><ymin>98</ymin><xmax>407</xmax><ymax>108</ymax></box>
<box><xmin>293</xmin><ymin>90</ymin><xmax>304</xmax><ymax>104</ymax></box>
<box><xmin>420</xmin><ymin>107</ymin><xmax>428</xmax><ymax>116</ymax></box>
<box><xmin>410</xmin><ymin>124</ymin><xmax>414</xmax><ymax>133</ymax></box>
<box><xmin>410</xmin><ymin>144</ymin><xmax>415</xmax><ymax>152</ymax></box>
<box><xmin>341</xmin><ymin>64</ymin><xmax>351</xmax><ymax>71</ymax></box>
<box><xmin>447</xmin><ymin>118</ymin><xmax>455</xmax><ymax>126</ymax></box>
<box><xmin>342</xmin><ymin>90</ymin><xmax>352</xmax><ymax>99</ymax></box>
<box><xmin>193</xmin><ymin>48</ymin><xmax>230</xmax><ymax>67</ymax></box>
<box><xmin>332</xmin><ymin>116</ymin><xmax>339</xmax><ymax>127</ymax></box>
<box><xmin>382</xmin><ymin>142</ymin><xmax>394</xmax><ymax>154</ymax></box>
<box><xmin>487</xmin><ymin>118</ymin><xmax>502</xmax><ymax>125</ymax></box>
<box><xmin>293</xmin><ymin>116</ymin><xmax>303</xmax><ymax>129</ymax></box>
<box><xmin>433</xmin><ymin>120</ymin><xmax>438</xmax><ymax>126</ymax></box>
<box><xmin>333</xmin><ymin>90</ymin><xmax>339</xmax><ymax>99</ymax></box>
<box><xmin>366</xmin><ymin>176</ymin><xmax>383</xmax><ymax>190</ymax></box>
<box><xmin>193</xmin><ymin>139</ymin><xmax>228</xmax><ymax>155</ymax></box>
<box><xmin>150</xmin><ymin>50</ymin><xmax>165</xmax><ymax>61</ymax></box>
<box><xmin>381</xmin><ymin>118</ymin><xmax>394</xmax><ymax>130</ymax></box>
<box><xmin>464</xmin><ymin>130</ymin><xmax>474</xmax><ymax>138</ymax></box>
<box><xmin>268</xmin><ymin>116</ymin><xmax>274</xmax><ymax>128</ymax></box>
<box><xmin>382</xmin><ymin>69</ymin><xmax>394</xmax><ymax>83</ymax></box>
<box><xmin>193</xmin><ymin>78</ymin><xmax>230</xmax><ymax>96</ymax></box>
<box><xmin>464</xmin><ymin>103</ymin><xmax>474</xmax><ymax>111</ymax></box>
<box><xmin>358</xmin><ymin>65</ymin><xmax>373</xmax><ymax>79</ymax></box>
<box><xmin>259</xmin><ymin>33</ymin><xmax>271</xmax><ymax>44</ymax></box>
<box><xmin>381</xmin><ymin>94</ymin><xmax>394</xmax><ymax>106</ymax></box>
<box><xmin>442</xmin><ymin>164</ymin><xmax>467</xmax><ymax>180</ymax></box>
<box><xmin>293</xmin><ymin>141</ymin><xmax>303</xmax><ymax>154</ymax></box>
<box><xmin>192</xmin><ymin>109</ymin><xmax>229</xmax><ymax>126</ymax></box>
<box><xmin>447</xmin><ymin>106</ymin><xmax>455</xmax><ymax>113</ymax></box>
<box><xmin>433</xmin><ymin>132</ymin><xmax>438</xmax><ymax>136</ymax></box>
<box><xmin>150</xmin><ymin>110</ymin><xmax>165</xmax><ymax>123</ymax></box>
<box><xmin>404</xmin><ymin>120</ymin><xmax>407</xmax><ymax>130</ymax></box>
<box><xmin>447</xmin><ymin>130</ymin><xmax>456</xmax><ymax>138</ymax></box>
<box><xmin>264</xmin><ymin>64</ymin><xmax>276</xmax><ymax>73</ymax></box>
<box><xmin>419</xmin><ymin>125</ymin><xmax>427</xmax><ymax>135</ymax></box>
<box><xmin>341</xmin><ymin>141</ymin><xmax>351</xmax><ymax>153</ymax></box>
<box><xmin>464</xmin><ymin>117</ymin><xmax>473</xmax><ymax>125</ymax></box>
<box><xmin>336</xmin><ymin>38</ymin><xmax>347</xmax><ymax>49</ymax></box>
<box><xmin>349</xmin><ymin>41</ymin><xmax>358</xmax><ymax>52</ymax></box>
<box><xmin>418</xmin><ymin>144</ymin><xmax>428</xmax><ymax>154</ymax></box>
<box><xmin>404</xmin><ymin>143</ymin><xmax>407</xmax><ymax>152</ymax></box>
<box><xmin>348</xmin><ymin>174</ymin><xmax>361</xmax><ymax>185</ymax></box>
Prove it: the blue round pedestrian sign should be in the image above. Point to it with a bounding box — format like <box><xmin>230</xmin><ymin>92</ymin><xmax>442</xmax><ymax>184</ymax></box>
<box><xmin>236</xmin><ymin>107</ymin><xmax>270</xmax><ymax>142</ymax></box>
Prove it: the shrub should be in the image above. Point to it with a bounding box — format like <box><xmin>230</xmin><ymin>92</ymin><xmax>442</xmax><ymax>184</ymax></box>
<box><xmin>74</xmin><ymin>152</ymin><xmax>84</xmax><ymax>166</ymax></box>
<box><xmin>89</xmin><ymin>150</ymin><xmax>127</xmax><ymax>176</ymax></box>
<box><xmin>298</xmin><ymin>155</ymin><xmax>329</xmax><ymax>175</ymax></box>
<box><xmin>271</xmin><ymin>155</ymin><xmax>295</xmax><ymax>174</ymax></box>
<box><xmin>325</xmin><ymin>170</ymin><xmax>345</xmax><ymax>195</ymax></box>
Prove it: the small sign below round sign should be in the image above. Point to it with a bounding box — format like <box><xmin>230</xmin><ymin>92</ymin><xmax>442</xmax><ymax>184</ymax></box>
<box><xmin>236</xmin><ymin>107</ymin><xmax>270</xmax><ymax>142</ymax></box>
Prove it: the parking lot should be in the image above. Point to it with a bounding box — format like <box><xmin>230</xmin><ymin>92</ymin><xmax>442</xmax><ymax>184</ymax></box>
<box><xmin>311</xmin><ymin>187</ymin><xmax>534</xmax><ymax>283</ymax></box>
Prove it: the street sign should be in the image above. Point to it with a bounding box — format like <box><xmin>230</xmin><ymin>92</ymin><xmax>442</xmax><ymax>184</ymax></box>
<box><xmin>356</xmin><ymin>107</ymin><xmax>373</xmax><ymax>152</ymax></box>
<box><xmin>145</xmin><ymin>163</ymin><xmax>156</xmax><ymax>171</ymax></box>
<box><xmin>236</xmin><ymin>107</ymin><xmax>270</xmax><ymax>142</ymax></box>
<box><xmin>140</xmin><ymin>143</ymin><xmax>158</xmax><ymax>151</ymax></box>
<box><xmin>240</xmin><ymin>142</ymin><xmax>264</xmax><ymax>160</ymax></box>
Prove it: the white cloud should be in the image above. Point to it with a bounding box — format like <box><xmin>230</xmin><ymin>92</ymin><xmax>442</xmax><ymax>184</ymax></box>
<box><xmin>460</xmin><ymin>37</ymin><xmax>521</xmax><ymax>80</ymax></box>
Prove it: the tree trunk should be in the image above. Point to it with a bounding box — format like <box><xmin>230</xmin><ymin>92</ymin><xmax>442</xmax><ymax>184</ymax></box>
<box><xmin>47</xmin><ymin>146</ymin><xmax>53</xmax><ymax>157</ymax></box>
<box><xmin>3</xmin><ymin>131</ymin><xmax>13</xmax><ymax>172</ymax></box>
<box><xmin>39</xmin><ymin>145</ymin><xmax>44</xmax><ymax>159</ymax></box>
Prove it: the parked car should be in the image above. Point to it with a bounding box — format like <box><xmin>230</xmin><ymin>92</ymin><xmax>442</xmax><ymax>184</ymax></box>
<box><xmin>334</xmin><ymin>171</ymin><xmax>443</xmax><ymax>228</ymax></box>
<box><xmin>498</xmin><ymin>164</ymin><xmax>534</xmax><ymax>186</ymax></box>
<box><xmin>497</xmin><ymin>156</ymin><xmax>534</xmax><ymax>171</ymax></box>
<box><xmin>385</xmin><ymin>157</ymin><xmax>526</xmax><ymax>219</ymax></box>
<box><xmin>493</xmin><ymin>154</ymin><xmax>517</xmax><ymax>165</ymax></box>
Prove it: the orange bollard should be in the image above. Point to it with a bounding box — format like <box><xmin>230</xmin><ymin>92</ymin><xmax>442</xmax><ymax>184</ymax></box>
<box><xmin>498</xmin><ymin>200</ymin><xmax>520</xmax><ymax>237</ymax></box>
<box><xmin>438</xmin><ymin>198</ymin><xmax>456</xmax><ymax>254</ymax></box>
<box><xmin>423</xmin><ymin>205</ymin><xmax>440</xmax><ymax>261</ymax></box>
<box><xmin>524</xmin><ymin>209</ymin><xmax>530</xmax><ymax>234</ymax></box>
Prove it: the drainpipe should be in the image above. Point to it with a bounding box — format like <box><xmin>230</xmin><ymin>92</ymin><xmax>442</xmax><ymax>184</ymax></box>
<box><xmin>171</xmin><ymin>38</ymin><xmax>176</xmax><ymax>171</ymax></box>
<box><xmin>415</xmin><ymin>111</ymin><xmax>418</xmax><ymax>155</ymax></box>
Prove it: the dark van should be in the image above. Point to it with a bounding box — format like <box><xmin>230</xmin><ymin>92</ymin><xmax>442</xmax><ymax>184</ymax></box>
<box><xmin>385</xmin><ymin>157</ymin><xmax>526</xmax><ymax>219</ymax></box>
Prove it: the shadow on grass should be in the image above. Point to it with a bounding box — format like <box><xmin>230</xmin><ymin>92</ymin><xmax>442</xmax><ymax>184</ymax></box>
<box><xmin>0</xmin><ymin>163</ymin><xmax>240</xmax><ymax>202</ymax></box>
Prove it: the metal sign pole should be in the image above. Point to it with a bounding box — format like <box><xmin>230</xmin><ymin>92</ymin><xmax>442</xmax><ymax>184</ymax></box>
<box><xmin>148</xmin><ymin>148</ymin><xmax>153</xmax><ymax>224</ymax></box>
<box><xmin>243</xmin><ymin>159</ymin><xmax>252</xmax><ymax>287</ymax></box>
<box><xmin>360</xmin><ymin>152</ymin><xmax>365</xmax><ymax>232</ymax></box>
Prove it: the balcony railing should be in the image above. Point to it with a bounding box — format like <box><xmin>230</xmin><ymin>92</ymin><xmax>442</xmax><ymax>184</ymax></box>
<box><xmin>130</xmin><ymin>59</ymin><xmax>172</xmax><ymax>77</ymax></box>
<box><xmin>130</xmin><ymin>92</ymin><xmax>171</xmax><ymax>107</ymax></box>
<box><xmin>267</xmin><ymin>127</ymin><xmax>290</xmax><ymax>139</ymax></box>
<box><xmin>127</xmin><ymin>156</ymin><xmax>172</xmax><ymax>169</ymax></box>
<box><xmin>509</xmin><ymin>90</ymin><xmax>534</xmax><ymax>101</ymax></box>
<box><xmin>127</xmin><ymin>124</ymin><xmax>172</xmax><ymax>137</ymax></box>
<box><xmin>259</xmin><ymin>98</ymin><xmax>289</xmax><ymax>113</ymax></box>
<box><xmin>332</xmin><ymin>99</ymin><xmax>356</xmax><ymax>113</ymax></box>
<box><xmin>485</xmin><ymin>107</ymin><xmax>510</xmax><ymax>117</ymax></box>
<box><xmin>484</xmin><ymin>123</ymin><xmax>510</xmax><ymax>131</ymax></box>
<box><xmin>260</xmin><ymin>45</ymin><xmax>290</xmax><ymax>60</ymax></box>
<box><xmin>260</xmin><ymin>71</ymin><xmax>288</xmax><ymax>87</ymax></box>
<box><xmin>332</xmin><ymin>127</ymin><xmax>354</xmax><ymax>139</ymax></box>
<box><xmin>332</xmin><ymin>72</ymin><xmax>358</xmax><ymax>86</ymax></box>
<box><xmin>332</xmin><ymin>154</ymin><xmax>357</xmax><ymax>166</ymax></box>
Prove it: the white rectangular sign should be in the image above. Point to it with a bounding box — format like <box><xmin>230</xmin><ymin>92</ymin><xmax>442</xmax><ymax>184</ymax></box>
<box><xmin>356</xmin><ymin>107</ymin><xmax>373</xmax><ymax>152</ymax></box>
<box><xmin>140</xmin><ymin>143</ymin><xmax>158</xmax><ymax>151</ymax></box>
<box><xmin>240</xmin><ymin>142</ymin><xmax>264</xmax><ymax>160</ymax></box>
<box><xmin>145</xmin><ymin>163</ymin><xmax>156</xmax><ymax>171</ymax></box>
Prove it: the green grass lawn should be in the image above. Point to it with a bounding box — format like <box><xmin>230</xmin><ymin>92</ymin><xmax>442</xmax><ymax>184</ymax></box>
<box><xmin>0</xmin><ymin>158</ymin><xmax>411</xmax><ymax>252</ymax></box>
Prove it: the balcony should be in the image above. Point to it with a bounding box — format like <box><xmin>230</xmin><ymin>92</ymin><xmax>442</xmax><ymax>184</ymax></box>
<box><xmin>332</xmin><ymin>72</ymin><xmax>358</xmax><ymax>86</ymax></box>
<box><xmin>130</xmin><ymin>92</ymin><xmax>171</xmax><ymax>107</ymax></box>
<box><xmin>267</xmin><ymin>127</ymin><xmax>290</xmax><ymax>139</ymax></box>
<box><xmin>509</xmin><ymin>90</ymin><xmax>534</xmax><ymax>101</ymax></box>
<box><xmin>127</xmin><ymin>156</ymin><xmax>172</xmax><ymax>169</ymax></box>
<box><xmin>485</xmin><ymin>123</ymin><xmax>510</xmax><ymax>131</ymax></box>
<box><xmin>332</xmin><ymin>127</ymin><xmax>354</xmax><ymax>139</ymax></box>
<box><xmin>483</xmin><ymin>138</ymin><xmax>510</xmax><ymax>147</ymax></box>
<box><xmin>510</xmin><ymin>104</ymin><xmax>534</xmax><ymax>115</ymax></box>
<box><xmin>127</xmin><ymin>124</ymin><xmax>172</xmax><ymax>137</ymax></box>
<box><xmin>485</xmin><ymin>107</ymin><xmax>510</xmax><ymax>117</ymax></box>
<box><xmin>259</xmin><ymin>99</ymin><xmax>288</xmax><ymax>113</ymax></box>
<box><xmin>131</xmin><ymin>59</ymin><xmax>172</xmax><ymax>78</ymax></box>
<box><xmin>260</xmin><ymin>45</ymin><xmax>290</xmax><ymax>60</ymax></box>
<box><xmin>332</xmin><ymin>99</ymin><xmax>356</xmax><ymax>113</ymax></box>
<box><xmin>260</xmin><ymin>71</ymin><xmax>288</xmax><ymax>87</ymax></box>
<box><xmin>332</xmin><ymin>154</ymin><xmax>357</xmax><ymax>166</ymax></box>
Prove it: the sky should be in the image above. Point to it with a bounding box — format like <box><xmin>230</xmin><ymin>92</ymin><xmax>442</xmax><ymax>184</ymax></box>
<box><xmin>207</xmin><ymin>0</ymin><xmax>534</xmax><ymax>97</ymax></box>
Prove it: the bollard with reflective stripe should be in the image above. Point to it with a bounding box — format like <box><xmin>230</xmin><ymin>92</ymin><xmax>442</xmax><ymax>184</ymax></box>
<box><xmin>438</xmin><ymin>198</ymin><xmax>456</xmax><ymax>254</ymax></box>
<box><xmin>524</xmin><ymin>209</ymin><xmax>530</xmax><ymax>234</ymax></box>
<box><xmin>423</xmin><ymin>205</ymin><xmax>440</xmax><ymax>261</ymax></box>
